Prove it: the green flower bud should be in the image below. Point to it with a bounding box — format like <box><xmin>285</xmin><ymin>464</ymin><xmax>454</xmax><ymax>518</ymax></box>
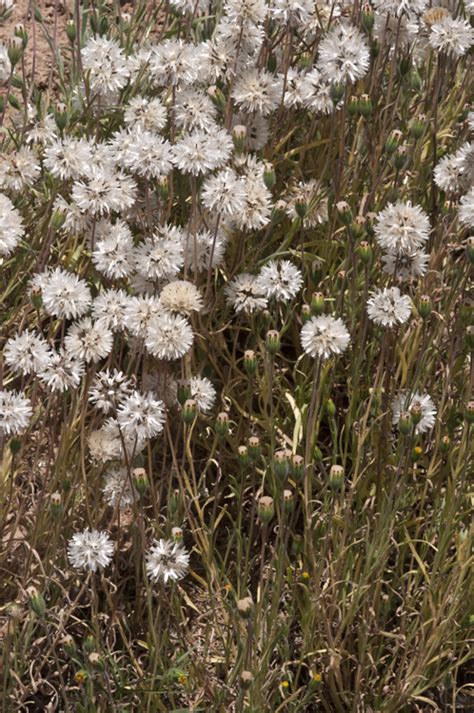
<box><xmin>409</xmin><ymin>114</ymin><xmax>426</xmax><ymax>139</ymax></box>
<box><xmin>9</xmin><ymin>438</ymin><xmax>21</xmax><ymax>456</ymax></box>
<box><xmin>348</xmin><ymin>94</ymin><xmax>359</xmax><ymax>117</ymax></box>
<box><xmin>257</xmin><ymin>495</ymin><xmax>274</xmax><ymax>523</ymax></box>
<box><xmin>291</xmin><ymin>454</ymin><xmax>305</xmax><ymax>481</ymax></box>
<box><xmin>459</xmin><ymin>299</ymin><xmax>473</xmax><ymax>325</ymax></box>
<box><xmin>8</xmin><ymin>36</ymin><xmax>24</xmax><ymax>66</ymax></box>
<box><xmin>207</xmin><ymin>85</ymin><xmax>226</xmax><ymax>109</ymax></box>
<box><xmin>243</xmin><ymin>349</ymin><xmax>257</xmax><ymax>376</ymax></box>
<box><xmin>66</xmin><ymin>20</ymin><xmax>76</xmax><ymax>43</ymax></box>
<box><xmin>361</xmin><ymin>3</ymin><xmax>374</xmax><ymax>32</ymax></box>
<box><xmin>311</xmin><ymin>291</ymin><xmax>325</xmax><ymax>316</ymax></box>
<box><xmin>392</xmin><ymin>145</ymin><xmax>409</xmax><ymax>171</ymax></box>
<box><xmin>215</xmin><ymin>411</ymin><xmax>230</xmax><ymax>438</ymax></box>
<box><xmin>27</xmin><ymin>587</ymin><xmax>46</xmax><ymax>618</ymax></box>
<box><xmin>336</xmin><ymin>201</ymin><xmax>352</xmax><ymax>225</ymax></box>
<box><xmin>301</xmin><ymin>304</ymin><xmax>312</xmax><ymax>322</ymax></box>
<box><xmin>61</xmin><ymin>635</ymin><xmax>77</xmax><ymax>658</ymax></box>
<box><xmin>294</xmin><ymin>196</ymin><xmax>307</xmax><ymax>219</ymax></box>
<box><xmin>313</xmin><ymin>446</ymin><xmax>323</xmax><ymax>463</ymax></box>
<box><xmin>440</xmin><ymin>435</ymin><xmax>450</xmax><ymax>453</ymax></box>
<box><xmin>330</xmin><ymin>82</ymin><xmax>344</xmax><ymax>105</ymax></box>
<box><xmin>238</xmin><ymin>445</ymin><xmax>250</xmax><ymax>469</ymax></box>
<box><xmin>273</xmin><ymin>449</ymin><xmax>291</xmax><ymax>481</ymax></box>
<box><xmin>411</xmin><ymin>446</ymin><xmax>423</xmax><ymax>462</ymax></box>
<box><xmin>263</xmin><ymin>161</ymin><xmax>275</xmax><ymax>190</ymax></box>
<box><xmin>30</xmin><ymin>285</ymin><xmax>43</xmax><ymax>310</ymax></box>
<box><xmin>157</xmin><ymin>176</ymin><xmax>169</xmax><ymax>201</ymax></box>
<box><xmin>248</xmin><ymin>436</ymin><xmax>261</xmax><ymax>460</ymax></box>
<box><xmin>348</xmin><ymin>216</ymin><xmax>365</xmax><ymax>240</ymax></box>
<box><xmin>50</xmin><ymin>209</ymin><xmax>66</xmax><ymax>231</ymax></box>
<box><xmin>326</xmin><ymin>398</ymin><xmax>336</xmax><ymax>417</ymax></box>
<box><xmin>54</xmin><ymin>102</ymin><xmax>69</xmax><ymax>131</ymax></box>
<box><xmin>282</xmin><ymin>488</ymin><xmax>294</xmax><ymax>512</ymax></box>
<box><xmin>177</xmin><ymin>379</ymin><xmax>192</xmax><ymax>406</ymax></box>
<box><xmin>329</xmin><ymin>464</ymin><xmax>344</xmax><ymax>491</ymax></box>
<box><xmin>466</xmin><ymin>325</ymin><xmax>474</xmax><ymax>351</ymax></box>
<box><xmin>466</xmin><ymin>236</ymin><xmax>474</xmax><ymax>265</ymax></box>
<box><xmin>291</xmin><ymin>534</ymin><xmax>303</xmax><ymax>556</ymax></box>
<box><xmin>50</xmin><ymin>492</ymin><xmax>62</xmax><ymax>518</ymax></box>
<box><xmin>398</xmin><ymin>411</ymin><xmax>412</xmax><ymax>435</ymax></box>
<box><xmin>417</xmin><ymin>295</ymin><xmax>432</xmax><ymax>320</ymax></box>
<box><xmin>83</xmin><ymin>635</ymin><xmax>96</xmax><ymax>653</ymax></box>
<box><xmin>168</xmin><ymin>489</ymin><xmax>181</xmax><ymax>517</ymax></box>
<box><xmin>410</xmin><ymin>68</ymin><xmax>423</xmax><ymax>92</ymax></box>
<box><xmin>232</xmin><ymin>124</ymin><xmax>246</xmax><ymax>153</ymax></box>
<box><xmin>464</xmin><ymin>401</ymin><xmax>474</xmax><ymax>424</ymax></box>
<box><xmin>14</xmin><ymin>23</ymin><xmax>28</xmax><ymax>48</ymax></box>
<box><xmin>172</xmin><ymin>526</ymin><xmax>183</xmax><ymax>542</ymax></box>
<box><xmin>398</xmin><ymin>55</ymin><xmax>411</xmax><ymax>77</ymax></box>
<box><xmin>132</xmin><ymin>467</ymin><xmax>148</xmax><ymax>495</ymax></box>
<box><xmin>385</xmin><ymin>129</ymin><xmax>402</xmax><ymax>156</ymax></box>
<box><xmin>357</xmin><ymin>240</ymin><xmax>373</xmax><ymax>264</ymax></box>
<box><xmin>266</xmin><ymin>330</ymin><xmax>280</xmax><ymax>356</ymax></box>
<box><xmin>358</xmin><ymin>93</ymin><xmax>373</xmax><ymax>117</ymax></box>
<box><xmin>182</xmin><ymin>399</ymin><xmax>197</xmax><ymax>424</ymax></box>
<box><xmin>410</xmin><ymin>402</ymin><xmax>423</xmax><ymax>426</ymax></box>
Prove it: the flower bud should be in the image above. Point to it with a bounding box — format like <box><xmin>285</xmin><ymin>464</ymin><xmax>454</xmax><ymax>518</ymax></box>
<box><xmin>440</xmin><ymin>435</ymin><xmax>450</xmax><ymax>453</ymax></box>
<box><xmin>301</xmin><ymin>304</ymin><xmax>312</xmax><ymax>322</ymax></box>
<box><xmin>398</xmin><ymin>55</ymin><xmax>411</xmax><ymax>77</ymax></box>
<box><xmin>83</xmin><ymin>635</ymin><xmax>96</xmax><ymax>653</ymax></box>
<box><xmin>50</xmin><ymin>492</ymin><xmax>62</xmax><ymax>518</ymax></box>
<box><xmin>266</xmin><ymin>330</ymin><xmax>280</xmax><ymax>356</ymax></box>
<box><xmin>392</xmin><ymin>145</ymin><xmax>409</xmax><ymax>171</ymax></box>
<box><xmin>417</xmin><ymin>295</ymin><xmax>432</xmax><ymax>320</ymax></box>
<box><xmin>168</xmin><ymin>488</ymin><xmax>181</xmax><ymax>516</ymax></box>
<box><xmin>240</xmin><ymin>670</ymin><xmax>253</xmax><ymax>690</ymax></box>
<box><xmin>273</xmin><ymin>449</ymin><xmax>291</xmax><ymax>481</ymax></box>
<box><xmin>215</xmin><ymin>411</ymin><xmax>229</xmax><ymax>438</ymax></box>
<box><xmin>66</xmin><ymin>19</ymin><xmax>76</xmax><ymax>43</ymax></box>
<box><xmin>8</xmin><ymin>36</ymin><xmax>23</xmax><ymax>66</ymax></box>
<box><xmin>282</xmin><ymin>488</ymin><xmax>294</xmax><ymax>512</ymax></box>
<box><xmin>207</xmin><ymin>85</ymin><xmax>226</xmax><ymax>109</ymax></box>
<box><xmin>348</xmin><ymin>95</ymin><xmax>359</xmax><ymax>117</ymax></box>
<box><xmin>330</xmin><ymin>82</ymin><xmax>344</xmax><ymax>105</ymax></box>
<box><xmin>177</xmin><ymin>379</ymin><xmax>192</xmax><ymax>406</ymax></box>
<box><xmin>258</xmin><ymin>495</ymin><xmax>274</xmax><ymax>523</ymax></box>
<box><xmin>311</xmin><ymin>291</ymin><xmax>325</xmax><ymax>316</ymax></box>
<box><xmin>272</xmin><ymin>199</ymin><xmax>287</xmax><ymax>221</ymax></box>
<box><xmin>9</xmin><ymin>438</ymin><xmax>21</xmax><ymax>456</ymax></box>
<box><xmin>466</xmin><ymin>325</ymin><xmax>474</xmax><ymax>351</ymax></box>
<box><xmin>263</xmin><ymin>161</ymin><xmax>275</xmax><ymax>190</ymax></box>
<box><xmin>398</xmin><ymin>411</ymin><xmax>412</xmax><ymax>435</ymax></box>
<box><xmin>50</xmin><ymin>209</ymin><xmax>66</xmax><ymax>231</ymax></box>
<box><xmin>157</xmin><ymin>175</ymin><xmax>169</xmax><ymax>201</ymax></box>
<box><xmin>361</xmin><ymin>3</ymin><xmax>374</xmax><ymax>32</ymax></box>
<box><xmin>291</xmin><ymin>534</ymin><xmax>303</xmax><ymax>556</ymax></box>
<box><xmin>54</xmin><ymin>102</ymin><xmax>69</xmax><ymax>131</ymax></box>
<box><xmin>243</xmin><ymin>349</ymin><xmax>257</xmax><ymax>376</ymax></box>
<box><xmin>329</xmin><ymin>464</ymin><xmax>344</xmax><ymax>490</ymax></box>
<box><xmin>410</xmin><ymin>402</ymin><xmax>423</xmax><ymax>426</ymax></box>
<box><xmin>336</xmin><ymin>201</ymin><xmax>352</xmax><ymax>225</ymax></box>
<box><xmin>291</xmin><ymin>454</ymin><xmax>305</xmax><ymax>481</ymax></box>
<box><xmin>411</xmin><ymin>446</ymin><xmax>423</xmax><ymax>462</ymax></box>
<box><xmin>14</xmin><ymin>23</ymin><xmax>28</xmax><ymax>48</ymax></box>
<box><xmin>74</xmin><ymin>670</ymin><xmax>88</xmax><ymax>685</ymax></box>
<box><xmin>30</xmin><ymin>285</ymin><xmax>43</xmax><ymax>309</ymax></box>
<box><xmin>309</xmin><ymin>672</ymin><xmax>323</xmax><ymax>689</ymax></box>
<box><xmin>294</xmin><ymin>196</ymin><xmax>307</xmax><ymax>219</ymax></box>
<box><xmin>182</xmin><ymin>399</ymin><xmax>197</xmax><ymax>424</ymax></box>
<box><xmin>358</xmin><ymin>93</ymin><xmax>373</xmax><ymax>117</ymax></box>
<box><xmin>385</xmin><ymin>129</ymin><xmax>402</xmax><ymax>156</ymax></box>
<box><xmin>26</xmin><ymin>586</ymin><xmax>46</xmax><ymax>618</ymax></box>
<box><xmin>409</xmin><ymin>114</ymin><xmax>426</xmax><ymax>140</ymax></box>
<box><xmin>88</xmin><ymin>652</ymin><xmax>105</xmax><ymax>670</ymax></box>
<box><xmin>459</xmin><ymin>299</ymin><xmax>473</xmax><ymax>325</ymax></box>
<box><xmin>172</xmin><ymin>526</ymin><xmax>183</xmax><ymax>542</ymax></box>
<box><xmin>348</xmin><ymin>216</ymin><xmax>365</xmax><ymax>240</ymax></box>
<box><xmin>325</xmin><ymin>398</ymin><xmax>336</xmax><ymax>418</ymax></box>
<box><xmin>232</xmin><ymin>124</ymin><xmax>246</xmax><ymax>153</ymax></box>
<box><xmin>313</xmin><ymin>445</ymin><xmax>323</xmax><ymax>463</ymax></box>
<box><xmin>61</xmin><ymin>635</ymin><xmax>77</xmax><ymax>657</ymax></box>
<box><xmin>238</xmin><ymin>445</ymin><xmax>250</xmax><ymax>469</ymax></box>
<box><xmin>237</xmin><ymin>596</ymin><xmax>254</xmax><ymax>619</ymax></box>
<box><xmin>464</xmin><ymin>401</ymin><xmax>474</xmax><ymax>424</ymax></box>
<box><xmin>248</xmin><ymin>436</ymin><xmax>261</xmax><ymax>460</ymax></box>
<box><xmin>466</xmin><ymin>237</ymin><xmax>474</xmax><ymax>265</ymax></box>
<box><xmin>132</xmin><ymin>467</ymin><xmax>148</xmax><ymax>495</ymax></box>
<box><xmin>357</xmin><ymin>240</ymin><xmax>373</xmax><ymax>264</ymax></box>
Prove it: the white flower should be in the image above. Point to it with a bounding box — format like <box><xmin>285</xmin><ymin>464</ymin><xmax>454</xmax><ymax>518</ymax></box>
<box><xmin>34</xmin><ymin>268</ymin><xmax>91</xmax><ymax>320</ymax></box>
<box><xmin>225</xmin><ymin>273</ymin><xmax>268</xmax><ymax>314</ymax></box>
<box><xmin>429</xmin><ymin>16</ymin><xmax>474</xmax><ymax>58</ymax></box>
<box><xmin>145</xmin><ymin>312</ymin><xmax>194</xmax><ymax>360</ymax></box>
<box><xmin>103</xmin><ymin>467</ymin><xmax>137</xmax><ymax>509</ymax></box>
<box><xmin>39</xmin><ymin>349</ymin><xmax>84</xmax><ymax>393</ymax></box>
<box><xmin>201</xmin><ymin>168</ymin><xmax>247</xmax><ymax>217</ymax></box>
<box><xmin>374</xmin><ymin>201</ymin><xmax>430</xmax><ymax>253</ymax></box>
<box><xmin>0</xmin><ymin>147</ymin><xmax>41</xmax><ymax>191</ymax></box>
<box><xmin>159</xmin><ymin>280</ymin><xmax>203</xmax><ymax>315</ymax></box>
<box><xmin>124</xmin><ymin>95</ymin><xmax>167</xmax><ymax>132</ymax></box>
<box><xmin>67</xmin><ymin>529</ymin><xmax>114</xmax><ymax>572</ymax></box>
<box><xmin>372</xmin><ymin>0</ymin><xmax>426</xmax><ymax>16</ymax></box>
<box><xmin>81</xmin><ymin>36</ymin><xmax>131</xmax><ymax>95</ymax></box>
<box><xmin>43</xmin><ymin>137</ymin><xmax>94</xmax><ymax>180</ymax></box>
<box><xmin>88</xmin><ymin>426</ymin><xmax>122</xmax><ymax>464</ymax></box>
<box><xmin>316</xmin><ymin>23</ymin><xmax>370</xmax><ymax>85</ymax></box>
<box><xmin>171</xmin><ymin>127</ymin><xmax>233</xmax><ymax>175</ymax></box>
<box><xmin>134</xmin><ymin>229</ymin><xmax>184</xmax><ymax>282</ymax></box>
<box><xmin>232</xmin><ymin>69</ymin><xmax>282</xmax><ymax>116</ymax></box>
<box><xmin>381</xmin><ymin>249</ymin><xmax>429</xmax><ymax>281</ymax></box>
<box><xmin>0</xmin><ymin>43</ymin><xmax>11</xmax><ymax>82</ymax></box>
<box><xmin>115</xmin><ymin>128</ymin><xmax>173</xmax><ymax>179</ymax></box>
<box><xmin>256</xmin><ymin>260</ymin><xmax>303</xmax><ymax>302</ymax></box>
<box><xmin>65</xmin><ymin>318</ymin><xmax>113</xmax><ymax>364</ymax></box>
<box><xmin>285</xmin><ymin>180</ymin><xmax>329</xmax><ymax>227</ymax></box>
<box><xmin>234</xmin><ymin>112</ymin><xmax>269</xmax><ymax>150</ymax></box>
<box><xmin>53</xmin><ymin>195</ymin><xmax>92</xmax><ymax>236</ymax></box>
<box><xmin>117</xmin><ymin>390</ymin><xmax>166</xmax><ymax>440</ymax></box>
<box><xmin>367</xmin><ymin>287</ymin><xmax>412</xmax><ymax>327</ymax></box>
<box><xmin>124</xmin><ymin>295</ymin><xmax>162</xmax><ymax>338</ymax></box>
<box><xmin>374</xmin><ymin>12</ymin><xmax>420</xmax><ymax>52</ymax></box>
<box><xmin>188</xmin><ymin>376</ymin><xmax>216</xmax><ymax>413</ymax></box>
<box><xmin>224</xmin><ymin>0</ymin><xmax>267</xmax><ymax>23</ymax></box>
<box><xmin>300</xmin><ymin>68</ymin><xmax>341</xmax><ymax>115</ymax></box>
<box><xmin>392</xmin><ymin>391</ymin><xmax>436</xmax><ymax>434</ymax></box>
<box><xmin>92</xmin><ymin>220</ymin><xmax>135</xmax><ymax>279</ymax></box>
<box><xmin>4</xmin><ymin>330</ymin><xmax>52</xmax><ymax>375</ymax></box>
<box><xmin>72</xmin><ymin>167</ymin><xmax>137</xmax><ymax>216</ymax></box>
<box><xmin>300</xmin><ymin>315</ymin><xmax>350</xmax><ymax>360</ymax></box>
<box><xmin>146</xmin><ymin>538</ymin><xmax>190</xmax><ymax>583</ymax></box>
<box><xmin>269</xmin><ymin>0</ymin><xmax>314</xmax><ymax>26</ymax></box>
<box><xmin>91</xmin><ymin>289</ymin><xmax>129</xmax><ymax>332</ymax></box>
<box><xmin>234</xmin><ymin>175</ymin><xmax>273</xmax><ymax>231</ymax></box>
<box><xmin>173</xmin><ymin>88</ymin><xmax>217</xmax><ymax>132</ymax></box>
<box><xmin>0</xmin><ymin>193</ymin><xmax>24</xmax><ymax>257</ymax></box>
<box><xmin>0</xmin><ymin>390</ymin><xmax>32</xmax><ymax>436</ymax></box>
<box><xmin>89</xmin><ymin>369</ymin><xmax>133</xmax><ymax>414</ymax></box>
<box><xmin>182</xmin><ymin>228</ymin><xmax>227</xmax><ymax>273</ymax></box>
<box><xmin>149</xmin><ymin>39</ymin><xmax>204</xmax><ymax>86</ymax></box>
<box><xmin>459</xmin><ymin>187</ymin><xmax>474</xmax><ymax>228</ymax></box>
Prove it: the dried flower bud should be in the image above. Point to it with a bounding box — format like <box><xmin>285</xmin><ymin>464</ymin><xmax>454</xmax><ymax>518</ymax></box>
<box><xmin>88</xmin><ymin>652</ymin><xmax>105</xmax><ymax>670</ymax></box>
<box><xmin>237</xmin><ymin>596</ymin><xmax>254</xmax><ymax>618</ymax></box>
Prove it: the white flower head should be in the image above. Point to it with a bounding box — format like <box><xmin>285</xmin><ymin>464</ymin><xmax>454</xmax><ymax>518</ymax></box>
<box><xmin>0</xmin><ymin>390</ymin><xmax>32</xmax><ymax>436</ymax></box>
<box><xmin>67</xmin><ymin>529</ymin><xmax>114</xmax><ymax>572</ymax></box>
<box><xmin>4</xmin><ymin>330</ymin><xmax>51</xmax><ymax>376</ymax></box>
<box><xmin>232</xmin><ymin>68</ymin><xmax>283</xmax><ymax>116</ymax></box>
<box><xmin>81</xmin><ymin>36</ymin><xmax>131</xmax><ymax>95</ymax></box>
<box><xmin>145</xmin><ymin>312</ymin><xmax>194</xmax><ymax>360</ymax></box>
<box><xmin>300</xmin><ymin>315</ymin><xmax>350</xmax><ymax>360</ymax></box>
<box><xmin>257</xmin><ymin>260</ymin><xmax>303</xmax><ymax>302</ymax></box>
<box><xmin>316</xmin><ymin>23</ymin><xmax>370</xmax><ymax>85</ymax></box>
<box><xmin>374</xmin><ymin>201</ymin><xmax>430</xmax><ymax>253</ymax></box>
<box><xmin>92</xmin><ymin>220</ymin><xmax>135</xmax><ymax>279</ymax></box>
<box><xmin>134</xmin><ymin>228</ymin><xmax>184</xmax><ymax>282</ymax></box>
<box><xmin>392</xmin><ymin>391</ymin><xmax>436</xmax><ymax>434</ymax></box>
<box><xmin>459</xmin><ymin>187</ymin><xmax>474</xmax><ymax>228</ymax></box>
<box><xmin>429</xmin><ymin>16</ymin><xmax>474</xmax><ymax>58</ymax></box>
<box><xmin>33</xmin><ymin>268</ymin><xmax>91</xmax><ymax>320</ymax></box>
<box><xmin>124</xmin><ymin>95</ymin><xmax>167</xmax><ymax>132</ymax></box>
<box><xmin>381</xmin><ymin>249</ymin><xmax>429</xmax><ymax>281</ymax></box>
<box><xmin>117</xmin><ymin>390</ymin><xmax>166</xmax><ymax>441</ymax></box>
<box><xmin>0</xmin><ymin>193</ymin><xmax>24</xmax><ymax>257</ymax></box>
<box><xmin>171</xmin><ymin>127</ymin><xmax>233</xmax><ymax>176</ymax></box>
<box><xmin>103</xmin><ymin>467</ymin><xmax>137</xmax><ymax>509</ymax></box>
<box><xmin>89</xmin><ymin>369</ymin><xmax>133</xmax><ymax>414</ymax></box>
<box><xmin>146</xmin><ymin>538</ymin><xmax>190</xmax><ymax>584</ymax></box>
<box><xmin>367</xmin><ymin>287</ymin><xmax>412</xmax><ymax>327</ymax></box>
<box><xmin>372</xmin><ymin>0</ymin><xmax>427</xmax><ymax>16</ymax></box>
<box><xmin>159</xmin><ymin>280</ymin><xmax>203</xmax><ymax>315</ymax></box>
<box><xmin>65</xmin><ymin>318</ymin><xmax>113</xmax><ymax>364</ymax></box>
<box><xmin>225</xmin><ymin>273</ymin><xmax>268</xmax><ymax>314</ymax></box>
<box><xmin>38</xmin><ymin>349</ymin><xmax>84</xmax><ymax>393</ymax></box>
<box><xmin>188</xmin><ymin>376</ymin><xmax>216</xmax><ymax>413</ymax></box>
